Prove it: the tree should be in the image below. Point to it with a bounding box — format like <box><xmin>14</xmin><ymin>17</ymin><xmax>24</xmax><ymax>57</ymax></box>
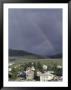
<box><xmin>53</xmin><ymin>64</ymin><xmax>62</xmax><ymax>76</ymax></box>
<box><xmin>10</xmin><ymin>67</ymin><xmax>18</xmax><ymax>80</ymax></box>
<box><xmin>37</xmin><ymin>61</ymin><xmax>43</xmax><ymax>72</ymax></box>
<box><xmin>55</xmin><ymin>68</ymin><xmax>62</xmax><ymax>76</ymax></box>
<box><xmin>53</xmin><ymin>63</ymin><xmax>57</xmax><ymax>72</ymax></box>
<box><xmin>23</xmin><ymin>63</ymin><xmax>28</xmax><ymax>71</ymax></box>
<box><xmin>28</xmin><ymin>62</ymin><xmax>32</xmax><ymax>67</ymax></box>
<box><xmin>19</xmin><ymin>64</ymin><xmax>24</xmax><ymax>72</ymax></box>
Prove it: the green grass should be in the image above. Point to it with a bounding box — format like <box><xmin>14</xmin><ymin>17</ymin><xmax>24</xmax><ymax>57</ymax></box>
<box><xmin>9</xmin><ymin>57</ymin><xmax>62</xmax><ymax>66</ymax></box>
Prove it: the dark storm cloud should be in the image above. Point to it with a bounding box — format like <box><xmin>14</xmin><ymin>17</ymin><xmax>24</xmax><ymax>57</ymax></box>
<box><xmin>9</xmin><ymin>9</ymin><xmax>62</xmax><ymax>56</ymax></box>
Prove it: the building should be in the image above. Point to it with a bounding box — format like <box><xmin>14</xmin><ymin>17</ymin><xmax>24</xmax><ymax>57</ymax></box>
<box><xmin>9</xmin><ymin>62</ymin><xmax>14</xmax><ymax>66</ymax></box>
<box><xmin>37</xmin><ymin>71</ymin><xmax>41</xmax><ymax>76</ymax></box>
<box><xmin>40</xmin><ymin>71</ymin><xmax>55</xmax><ymax>81</ymax></box>
<box><xmin>8</xmin><ymin>68</ymin><xmax>12</xmax><ymax>72</ymax></box>
<box><xmin>17</xmin><ymin>71</ymin><xmax>26</xmax><ymax>79</ymax></box>
<box><xmin>26</xmin><ymin>67</ymin><xmax>35</xmax><ymax>80</ymax></box>
<box><xmin>43</xmin><ymin>65</ymin><xmax>48</xmax><ymax>70</ymax></box>
<box><xmin>57</xmin><ymin>65</ymin><xmax>62</xmax><ymax>69</ymax></box>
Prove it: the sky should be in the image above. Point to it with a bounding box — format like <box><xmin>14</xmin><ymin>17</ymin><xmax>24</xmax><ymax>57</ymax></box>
<box><xmin>9</xmin><ymin>9</ymin><xmax>62</xmax><ymax>56</ymax></box>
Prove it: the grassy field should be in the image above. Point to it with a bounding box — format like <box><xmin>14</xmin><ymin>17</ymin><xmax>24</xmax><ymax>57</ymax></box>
<box><xmin>9</xmin><ymin>57</ymin><xmax>62</xmax><ymax>66</ymax></box>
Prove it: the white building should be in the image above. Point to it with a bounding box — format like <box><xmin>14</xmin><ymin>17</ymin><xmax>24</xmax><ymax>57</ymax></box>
<box><xmin>37</xmin><ymin>71</ymin><xmax>41</xmax><ymax>76</ymax></box>
<box><xmin>40</xmin><ymin>71</ymin><xmax>55</xmax><ymax>81</ymax></box>
<box><xmin>8</xmin><ymin>68</ymin><xmax>12</xmax><ymax>72</ymax></box>
<box><xmin>57</xmin><ymin>65</ymin><xmax>62</xmax><ymax>69</ymax></box>
<box><xmin>31</xmin><ymin>66</ymin><xmax>35</xmax><ymax>71</ymax></box>
<box><xmin>9</xmin><ymin>62</ymin><xmax>14</xmax><ymax>66</ymax></box>
<box><xmin>26</xmin><ymin>67</ymin><xmax>35</xmax><ymax>80</ymax></box>
<box><xmin>43</xmin><ymin>65</ymin><xmax>48</xmax><ymax>70</ymax></box>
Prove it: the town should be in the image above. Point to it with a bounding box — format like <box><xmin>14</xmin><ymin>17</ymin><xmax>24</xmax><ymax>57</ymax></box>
<box><xmin>9</xmin><ymin>61</ymin><xmax>62</xmax><ymax>81</ymax></box>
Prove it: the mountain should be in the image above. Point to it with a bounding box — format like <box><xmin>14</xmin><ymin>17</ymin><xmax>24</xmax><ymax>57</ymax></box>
<box><xmin>9</xmin><ymin>49</ymin><xmax>46</xmax><ymax>59</ymax></box>
<box><xmin>9</xmin><ymin>49</ymin><xmax>62</xmax><ymax>59</ymax></box>
<box><xmin>48</xmin><ymin>54</ymin><xmax>62</xmax><ymax>58</ymax></box>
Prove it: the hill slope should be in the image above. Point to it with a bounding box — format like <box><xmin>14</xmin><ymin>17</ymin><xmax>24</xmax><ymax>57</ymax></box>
<box><xmin>9</xmin><ymin>49</ymin><xmax>62</xmax><ymax>59</ymax></box>
<box><xmin>9</xmin><ymin>49</ymin><xmax>46</xmax><ymax>59</ymax></box>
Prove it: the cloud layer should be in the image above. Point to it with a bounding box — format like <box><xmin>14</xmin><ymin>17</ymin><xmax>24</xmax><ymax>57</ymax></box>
<box><xmin>9</xmin><ymin>9</ymin><xmax>62</xmax><ymax>56</ymax></box>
